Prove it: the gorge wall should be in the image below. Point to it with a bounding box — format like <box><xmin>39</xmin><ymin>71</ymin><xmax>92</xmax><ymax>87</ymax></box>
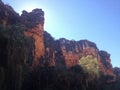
<box><xmin>0</xmin><ymin>0</ymin><xmax>119</xmax><ymax>86</ymax></box>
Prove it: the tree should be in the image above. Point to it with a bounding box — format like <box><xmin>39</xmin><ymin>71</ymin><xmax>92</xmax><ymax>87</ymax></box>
<box><xmin>79</xmin><ymin>55</ymin><xmax>100</xmax><ymax>89</ymax></box>
<box><xmin>79</xmin><ymin>55</ymin><xmax>99</xmax><ymax>78</ymax></box>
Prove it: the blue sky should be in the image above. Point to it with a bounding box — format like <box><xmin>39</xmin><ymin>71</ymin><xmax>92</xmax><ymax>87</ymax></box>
<box><xmin>3</xmin><ymin>0</ymin><xmax>120</xmax><ymax>67</ymax></box>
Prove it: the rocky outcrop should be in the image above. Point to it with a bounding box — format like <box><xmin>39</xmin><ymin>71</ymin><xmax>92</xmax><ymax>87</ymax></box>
<box><xmin>113</xmin><ymin>67</ymin><xmax>120</xmax><ymax>80</ymax></box>
<box><xmin>99</xmin><ymin>51</ymin><xmax>114</xmax><ymax>75</ymax></box>
<box><xmin>21</xmin><ymin>9</ymin><xmax>45</xmax><ymax>67</ymax></box>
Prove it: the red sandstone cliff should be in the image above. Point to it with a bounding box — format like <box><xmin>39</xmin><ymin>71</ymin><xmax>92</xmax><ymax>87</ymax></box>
<box><xmin>57</xmin><ymin>39</ymin><xmax>115</xmax><ymax>82</ymax></box>
<box><xmin>0</xmin><ymin>0</ymin><xmax>117</xmax><ymax>83</ymax></box>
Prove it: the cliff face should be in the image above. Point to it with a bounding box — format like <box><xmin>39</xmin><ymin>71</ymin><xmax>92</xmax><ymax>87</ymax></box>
<box><xmin>0</xmin><ymin>0</ymin><xmax>118</xmax><ymax>86</ymax></box>
<box><xmin>21</xmin><ymin>9</ymin><xmax>45</xmax><ymax>67</ymax></box>
<box><xmin>99</xmin><ymin>51</ymin><xmax>115</xmax><ymax>80</ymax></box>
<box><xmin>0</xmin><ymin>0</ymin><xmax>114</xmax><ymax>73</ymax></box>
<box><xmin>58</xmin><ymin>39</ymin><xmax>115</xmax><ymax>81</ymax></box>
<box><xmin>57</xmin><ymin>39</ymin><xmax>98</xmax><ymax>67</ymax></box>
<box><xmin>43</xmin><ymin>32</ymin><xmax>115</xmax><ymax>82</ymax></box>
<box><xmin>113</xmin><ymin>67</ymin><xmax>120</xmax><ymax>80</ymax></box>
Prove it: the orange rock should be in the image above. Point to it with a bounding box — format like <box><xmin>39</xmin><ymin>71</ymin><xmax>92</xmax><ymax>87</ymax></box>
<box><xmin>24</xmin><ymin>23</ymin><xmax>44</xmax><ymax>67</ymax></box>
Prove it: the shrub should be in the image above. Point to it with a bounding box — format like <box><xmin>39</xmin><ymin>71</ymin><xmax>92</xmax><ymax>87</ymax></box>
<box><xmin>79</xmin><ymin>55</ymin><xmax>100</xmax><ymax>80</ymax></box>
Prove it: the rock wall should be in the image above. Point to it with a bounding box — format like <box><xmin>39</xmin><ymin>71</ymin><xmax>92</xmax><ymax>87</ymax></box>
<box><xmin>21</xmin><ymin>9</ymin><xmax>45</xmax><ymax>67</ymax></box>
<box><xmin>57</xmin><ymin>39</ymin><xmax>98</xmax><ymax>67</ymax></box>
<box><xmin>0</xmin><ymin>0</ymin><xmax>116</xmax><ymax>83</ymax></box>
<box><xmin>57</xmin><ymin>39</ymin><xmax>115</xmax><ymax>80</ymax></box>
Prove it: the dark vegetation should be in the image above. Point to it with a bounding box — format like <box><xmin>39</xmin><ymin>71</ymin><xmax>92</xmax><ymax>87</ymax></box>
<box><xmin>0</xmin><ymin>24</ymin><xmax>34</xmax><ymax>90</ymax></box>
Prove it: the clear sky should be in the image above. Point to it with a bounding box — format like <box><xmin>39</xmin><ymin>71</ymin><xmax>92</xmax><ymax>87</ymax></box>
<box><xmin>3</xmin><ymin>0</ymin><xmax>120</xmax><ymax>67</ymax></box>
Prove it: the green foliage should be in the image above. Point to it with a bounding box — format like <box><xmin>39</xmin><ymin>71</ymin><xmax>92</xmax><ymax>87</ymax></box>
<box><xmin>79</xmin><ymin>55</ymin><xmax>100</xmax><ymax>79</ymax></box>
